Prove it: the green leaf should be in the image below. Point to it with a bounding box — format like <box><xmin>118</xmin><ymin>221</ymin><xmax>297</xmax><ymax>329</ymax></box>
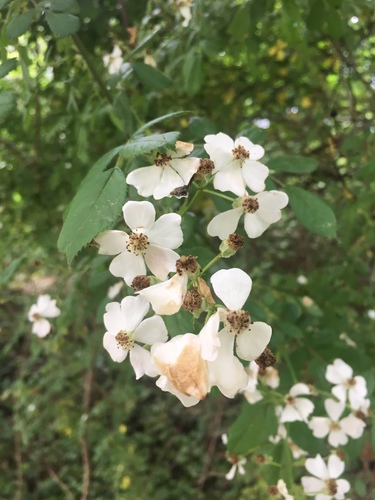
<box><xmin>278</xmin><ymin>320</ymin><xmax>304</xmax><ymax>339</ymax></box>
<box><xmin>132</xmin><ymin>62</ymin><xmax>172</xmax><ymax>91</ymax></box>
<box><xmin>0</xmin><ymin>0</ymin><xmax>12</xmax><ymax>9</ymax></box>
<box><xmin>285</xmin><ymin>186</ymin><xmax>337</xmax><ymax>238</ymax></box>
<box><xmin>325</xmin><ymin>7</ymin><xmax>345</xmax><ymax>39</ymax></box>
<box><xmin>268</xmin><ymin>155</ymin><xmax>318</xmax><ymax>174</ymax></box>
<box><xmin>80</xmin><ymin>146</ymin><xmax>124</xmax><ymax>187</ymax></box>
<box><xmin>183</xmin><ymin>51</ymin><xmax>203</xmax><ymax>96</ymax></box>
<box><xmin>134</xmin><ymin>111</ymin><xmax>189</xmax><ymax>137</ymax></box>
<box><xmin>6</xmin><ymin>10</ymin><xmax>35</xmax><ymax>38</ymax></box>
<box><xmin>120</xmin><ymin>132</ymin><xmax>180</xmax><ymax>161</ymax></box>
<box><xmin>0</xmin><ymin>58</ymin><xmax>17</xmax><ymax>78</ymax></box>
<box><xmin>112</xmin><ymin>90</ymin><xmax>133</xmax><ymax>136</ymax></box>
<box><xmin>45</xmin><ymin>12</ymin><xmax>80</xmax><ymax>37</ymax></box>
<box><xmin>129</xmin><ymin>30</ymin><xmax>161</xmax><ymax>57</ymax></box>
<box><xmin>58</xmin><ymin>168</ymin><xmax>127</xmax><ymax>264</ymax></box>
<box><xmin>289</xmin><ymin>421</ymin><xmax>323</xmax><ymax>454</ymax></box>
<box><xmin>0</xmin><ymin>91</ymin><xmax>16</xmax><ymax>118</ymax></box>
<box><xmin>227</xmin><ymin>402</ymin><xmax>278</xmax><ymax>455</ymax></box>
<box><xmin>228</xmin><ymin>4</ymin><xmax>250</xmax><ymax>40</ymax></box>
<box><xmin>46</xmin><ymin>0</ymin><xmax>79</xmax><ymax>12</ymax></box>
<box><xmin>0</xmin><ymin>256</ymin><xmax>24</xmax><ymax>285</ymax></box>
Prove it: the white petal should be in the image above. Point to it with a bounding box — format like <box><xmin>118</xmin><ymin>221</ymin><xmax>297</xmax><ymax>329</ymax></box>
<box><xmin>328</xmin><ymin>429</ymin><xmax>348</xmax><ymax>447</ymax></box>
<box><xmin>32</xmin><ymin>319</ymin><xmax>51</xmax><ymax>337</ymax></box>
<box><xmin>145</xmin><ymin>245</ymin><xmax>179</xmax><ymax>281</ymax></box>
<box><xmin>109</xmin><ymin>251</ymin><xmax>146</xmax><ymax>285</ymax></box>
<box><xmin>326</xmin><ymin>359</ymin><xmax>353</xmax><ymax>384</ymax></box>
<box><xmin>155</xmin><ymin>374</ymin><xmax>202</xmax><ymax>407</ymax></box>
<box><xmin>290</xmin><ymin>383</ymin><xmax>311</xmax><ymax>397</ymax></box>
<box><xmin>170</xmin><ymin>157</ymin><xmax>200</xmax><ymax>184</ymax></box>
<box><xmin>256</xmin><ymin>190</ymin><xmax>289</xmax><ymax>223</ymax></box>
<box><xmin>147</xmin><ymin>213</ymin><xmax>183</xmax><ymax>248</ymax></box>
<box><xmin>123</xmin><ymin>200</ymin><xmax>156</xmax><ymax>230</ymax></box>
<box><xmin>211</xmin><ymin>268</ymin><xmax>252</xmax><ymax>310</ymax></box>
<box><xmin>28</xmin><ymin>304</ymin><xmax>39</xmax><ymax>321</ymax></box>
<box><xmin>126</xmin><ymin>165</ymin><xmax>162</xmax><ymax>198</ymax></box>
<box><xmin>348</xmin><ymin>376</ymin><xmax>368</xmax><ymax>407</ymax></box>
<box><xmin>242</xmin><ymin>160</ymin><xmax>269</xmax><ymax>193</ymax></box>
<box><xmin>309</xmin><ymin>417</ymin><xmax>331</xmax><ymax>438</ymax></box>
<box><xmin>280</xmin><ymin>405</ymin><xmax>304</xmax><ymax>423</ymax></box>
<box><xmin>243</xmin><ymin>212</ymin><xmax>270</xmax><ymax>238</ymax></box>
<box><xmin>204</xmin><ymin>132</ymin><xmax>234</xmax><ymax>156</ymax></box>
<box><xmin>129</xmin><ymin>344</ymin><xmax>158</xmax><ymax>379</ymax></box>
<box><xmin>225</xmin><ymin>464</ymin><xmax>237</xmax><ymax>481</ymax></box>
<box><xmin>324</xmin><ymin>398</ymin><xmax>345</xmax><ymax>421</ymax></box>
<box><xmin>235</xmin><ymin>137</ymin><xmax>264</xmax><ymax>161</ymax></box>
<box><xmin>235</xmin><ymin>321</ymin><xmax>272</xmax><ymax>361</ymax></box>
<box><xmin>137</xmin><ymin>273</ymin><xmax>188</xmax><ymax>315</ymax></box>
<box><xmin>103</xmin><ymin>332</ymin><xmax>129</xmax><ymax>362</ymax></box>
<box><xmin>294</xmin><ymin>397</ymin><xmax>315</xmax><ymax>421</ymax></box>
<box><xmin>301</xmin><ymin>476</ymin><xmax>325</xmax><ymax>495</ymax></box>
<box><xmin>95</xmin><ymin>230</ymin><xmax>128</xmax><ymax>255</ymax></box>
<box><xmin>133</xmin><ymin>315</ymin><xmax>168</xmax><ymax>345</ymax></box>
<box><xmin>36</xmin><ymin>295</ymin><xmax>60</xmax><ymax>318</ymax></box>
<box><xmin>198</xmin><ymin>312</ymin><xmax>221</xmax><ymax>361</ymax></box>
<box><xmin>326</xmin><ymin>454</ymin><xmax>345</xmax><ymax>479</ymax></box>
<box><xmin>305</xmin><ymin>455</ymin><xmax>329</xmax><ymax>480</ymax></box>
<box><xmin>213</xmin><ymin>163</ymin><xmax>247</xmax><ymax>196</ymax></box>
<box><xmin>336</xmin><ymin>479</ymin><xmax>350</xmax><ymax>497</ymax></box>
<box><xmin>104</xmin><ymin>301</ymin><xmax>126</xmax><ymax>333</ymax></box>
<box><xmin>207</xmin><ymin>208</ymin><xmax>243</xmax><ymax>240</ymax></box>
<box><xmin>340</xmin><ymin>414</ymin><xmax>366</xmax><ymax>439</ymax></box>
<box><xmin>121</xmin><ymin>295</ymin><xmax>149</xmax><ymax>331</ymax></box>
<box><xmin>171</xmin><ymin>140</ymin><xmax>194</xmax><ymax>157</ymax></box>
<box><xmin>153</xmin><ymin>166</ymin><xmax>187</xmax><ymax>200</ymax></box>
<box><xmin>331</xmin><ymin>384</ymin><xmax>347</xmax><ymax>404</ymax></box>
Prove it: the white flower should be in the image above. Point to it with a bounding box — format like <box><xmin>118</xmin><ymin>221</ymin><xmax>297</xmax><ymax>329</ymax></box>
<box><xmin>309</xmin><ymin>399</ymin><xmax>366</xmax><ymax>447</ymax></box>
<box><xmin>326</xmin><ymin>358</ymin><xmax>367</xmax><ymax>410</ymax></box>
<box><xmin>260</xmin><ymin>366</ymin><xmax>280</xmax><ymax>389</ymax></box>
<box><xmin>204</xmin><ymin>132</ymin><xmax>269</xmax><ymax>196</ymax></box>
<box><xmin>175</xmin><ymin>0</ymin><xmax>193</xmax><ymax>27</ymax></box>
<box><xmin>280</xmin><ymin>383</ymin><xmax>314</xmax><ymax>423</ymax></box>
<box><xmin>103</xmin><ymin>295</ymin><xmax>167</xmax><ymax>379</ymax></box>
<box><xmin>225</xmin><ymin>456</ymin><xmax>247</xmax><ymax>480</ymax></box>
<box><xmin>28</xmin><ymin>294</ymin><xmax>60</xmax><ymax>337</ymax></box>
<box><xmin>207</xmin><ymin>190</ymin><xmax>288</xmax><ymax>240</ymax></box>
<box><xmin>107</xmin><ymin>281</ymin><xmax>124</xmax><ymax>299</ymax></box>
<box><xmin>103</xmin><ymin>45</ymin><xmax>124</xmax><ymax>75</ymax></box>
<box><xmin>210</xmin><ymin>268</ymin><xmax>272</xmax><ymax>361</ymax></box>
<box><xmin>242</xmin><ymin>361</ymin><xmax>263</xmax><ymax>404</ymax></box>
<box><xmin>126</xmin><ymin>141</ymin><xmax>200</xmax><ymax>200</ymax></box>
<box><xmin>277</xmin><ymin>479</ymin><xmax>294</xmax><ymax>500</ymax></box>
<box><xmin>297</xmin><ymin>275</ymin><xmax>308</xmax><ymax>285</ymax></box>
<box><xmin>95</xmin><ymin>201</ymin><xmax>182</xmax><ymax>286</ymax></box>
<box><xmin>301</xmin><ymin>454</ymin><xmax>350</xmax><ymax>499</ymax></box>
<box><xmin>367</xmin><ymin>309</ymin><xmax>375</xmax><ymax>320</ymax></box>
<box><xmin>137</xmin><ymin>271</ymin><xmax>188</xmax><ymax>315</ymax></box>
<box><xmin>353</xmin><ymin>397</ymin><xmax>370</xmax><ymax>416</ymax></box>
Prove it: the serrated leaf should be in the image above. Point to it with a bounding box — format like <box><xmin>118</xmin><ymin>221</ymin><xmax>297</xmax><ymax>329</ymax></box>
<box><xmin>285</xmin><ymin>186</ymin><xmax>337</xmax><ymax>238</ymax></box>
<box><xmin>134</xmin><ymin>111</ymin><xmax>189</xmax><ymax>137</ymax></box>
<box><xmin>6</xmin><ymin>10</ymin><xmax>35</xmax><ymax>38</ymax></box>
<box><xmin>227</xmin><ymin>402</ymin><xmax>278</xmax><ymax>455</ymax></box>
<box><xmin>58</xmin><ymin>168</ymin><xmax>126</xmax><ymax>264</ymax></box>
<box><xmin>183</xmin><ymin>51</ymin><xmax>203</xmax><ymax>96</ymax></box>
<box><xmin>45</xmin><ymin>11</ymin><xmax>80</xmax><ymax>37</ymax></box>
<box><xmin>132</xmin><ymin>62</ymin><xmax>172</xmax><ymax>91</ymax></box>
<box><xmin>0</xmin><ymin>91</ymin><xmax>16</xmax><ymax>118</ymax></box>
<box><xmin>268</xmin><ymin>155</ymin><xmax>318</xmax><ymax>174</ymax></box>
<box><xmin>119</xmin><ymin>132</ymin><xmax>180</xmax><ymax>161</ymax></box>
<box><xmin>0</xmin><ymin>58</ymin><xmax>17</xmax><ymax>78</ymax></box>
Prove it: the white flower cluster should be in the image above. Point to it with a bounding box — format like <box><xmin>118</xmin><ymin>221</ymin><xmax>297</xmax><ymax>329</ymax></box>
<box><xmin>94</xmin><ymin>133</ymin><xmax>289</xmax><ymax>407</ymax></box>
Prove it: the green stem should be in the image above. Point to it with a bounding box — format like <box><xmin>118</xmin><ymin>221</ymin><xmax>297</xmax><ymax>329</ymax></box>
<box><xmin>72</xmin><ymin>34</ymin><xmax>113</xmax><ymax>104</ymax></box>
<box><xmin>200</xmin><ymin>254</ymin><xmax>222</xmax><ymax>275</ymax></box>
<box><xmin>281</xmin><ymin>351</ymin><xmax>298</xmax><ymax>384</ymax></box>
<box><xmin>201</xmin><ymin>189</ymin><xmax>235</xmax><ymax>202</ymax></box>
<box><xmin>178</xmin><ymin>190</ymin><xmax>200</xmax><ymax>217</ymax></box>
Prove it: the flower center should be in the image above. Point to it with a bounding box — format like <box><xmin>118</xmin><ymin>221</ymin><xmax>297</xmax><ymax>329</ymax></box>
<box><xmin>226</xmin><ymin>310</ymin><xmax>251</xmax><ymax>335</ymax></box>
<box><xmin>329</xmin><ymin>421</ymin><xmax>341</xmax><ymax>431</ymax></box>
<box><xmin>154</xmin><ymin>152</ymin><xmax>172</xmax><ymax>167</ymax></box>
<box><xmin>347</xmin><ymin>377</ymin><xmax>356</xmax><ymax>387</ymax></box>
<box><xmin>126</xmin><ymin>231</ymin><xmax>149</xmax><ymax>255</ymax></box>
<box><xmin>286</xmin><ymin>395</ymin><xmax>296</xmax><ymax>405</ymax></box>
<box><xmin>115</xmin><ymin>330</ymin><xmax>135</xmax><ymax>350</ymax></box>
<box><xmin>32</xmin><ymin>313</ymin><xmax>42</xmax><ymax>320</ymax></box>
<box><xmin>242</xmin><ymin>196</ymin><xmax>259</xmax><ymax>214</ymax></box>
<box><xmin>232</xmin><ymin>145</ymin><xmax>250</xmax><ymax>162</ymax></box>
<box><xmin>325</xmin><ymin>478</ymin><xmax>338</xmax><ymax>495</ymax></box>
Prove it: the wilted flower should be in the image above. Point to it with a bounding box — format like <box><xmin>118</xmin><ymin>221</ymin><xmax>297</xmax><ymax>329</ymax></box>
<box><xmin>28</xmin><ymin>294</ymin><xmax>60</xmax><ymax>337</ymax></box>
<box><xmin>301</xmin><ymin>454</ymin><xmax>350</xmax><ymax>499</ymax></box>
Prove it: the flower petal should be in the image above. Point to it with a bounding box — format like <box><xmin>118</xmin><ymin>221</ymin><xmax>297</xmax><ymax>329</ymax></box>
<box><xmin>328</xmin><ymin>429</ymin><xmax>348</xmax><ymax>447</ymax></box>
<box><xmin>256</xmin><ymin>190</ymin><xmax>289</xmax><ymax>223</ymax></box>
<box><xmin>211</xmin><ymin>268</ymin><xmax>252</xmax><ymax>310</ymax></box>
<box><xmin>294</xmin><ymin>397</ymin><xmax>315</xmax><ymax>421</ymax></box>
<box><xmin>235</xmin><ymin>321</ymin><xmax>272</xmax><ymax>361</ymax></box>
<box><xmin>153</xmin><ymin>166</ymin><xmax>187</xmax><ymax>200</ymax></box>
<box><xmin>123</xmin><ymin>200</ymin><xmax>156</xmax><ymax>230</ymax></box>
<box><xmin>133</xmin><ymin>315</ymin><xmax>168</xmax><ymax>345</ymax></box>
<box><xmin>129</xmin><ymin>344</ymin><xmax>158</xmax><ymax>379</ymax></box>
<box><xmin>290</xmin><ymin>383</ymin><xmax>311</xmax><ymax>397</ymax></box>
<box><xmin>147</xmin><ymin>213</ymin><xmax>183</xmax><ymax>248</ymax></box>
<box><xmin>145</xmin><ymin>245</ymin><xmax>179</xmax><ymax>281</ymax></box>
<box><xmin>242</xmin><ymin>160</ymin><xmax>269</xmax><ymax>193</ymax></box>
<box><xmin>95</xmin><ymin>230</ymin><xmax>128</xmax><ymax>255</ymax></box>
<box><xmin>326</xmin><ymin>358</ymin><xmax>353</xmax><ymax>384</ymax></box>
<box><xmin>309</xmin><ymin>417</ymin><xmax>331</xmax><ymax>439</ymax></box>
<box><xmin>327</xmin><ymin>454</ymin><xmax>345</xmax><ymax>479</ymax></box>
<box><xmin>198</xmin><ymin>312</ymin><xmax>221</xmax><ymax>361</ymax></box>
<box><xmin>213</xmin><ymin>163</ymin><xmax>247</xmax><ymax>196</ymax></box>
<box><xmin>120</xmin><ymin>296</ymin><xmax>149</xmax><ymax>332</ymax></box>
<box><xmin>324</xmin><ymin>398</ymin><xmax>345</xmax><ymax>421</ymax></box>
<box><xmin>156</xmin><ymin>376</ymin><xmax>200</xmax><ymax>407</ymax></box>
<box><xmin>109</xmin><ymin>251</ymin><xmax>146</xmax><ymax>285</ymax></box>
<box><xmin>243</xmin><ymin>212</ymin><xmax>270</xmax><ymax>238</ymax></box>
<box><xmin>126</xmin><ymin>165</ymin><xmax>162</xmax><ymax>198</ymax></box>
<box><xmin>305</xmin><ymin>454</ymin><xmax>329</xmax><ymax>480</ymax></box>
<box><xmin>340</xmin><ymin>414</ymin><xmax>366</xmax><ymax>439</ymax></box>
<box><xmin>103</xmin><ymin>332</ymin><xmax>129</xmax><ymax>363</ymax></box>
<box><xmin>170</xmin><ymin>157</ymin><xmax>200</xmax><ymax>184</ymax></box>
<box><xmin>32</xmin><ymin>318</ymin><xmax>51</xmax><ymax>337</ymax></box>
<box><xmin>301</xmin><ymin>476</ymin><xmax>325</xmax><ymax>495</ymax></box>
<box><xmin>207</xmin><ymin>208</ymin><xmax>243</xmax><ymax>240</ymax></box>
<box><xmin>138</xmin><ymin>273</ymin><xmax>188</xmax><ymax>315</ymax></box>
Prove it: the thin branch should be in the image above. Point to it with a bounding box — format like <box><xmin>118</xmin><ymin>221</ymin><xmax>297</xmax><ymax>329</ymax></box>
<box><xmin>48</xmin><ymin>468</ymin><xmax>75</xmax><ymax>500</ymax></box>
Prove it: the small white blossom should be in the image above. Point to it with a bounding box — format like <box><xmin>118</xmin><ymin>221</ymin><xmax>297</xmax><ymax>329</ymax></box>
<box><xmin>95</xmin><ymin>201</ymin><xmax>183</xmax><ymax>286</ymax></box>
<box><xmin>175</xmin><ymin>0</ymin><xmax>193</xmax><ymax>27</ymax></box>
<box><xmin>297</xmin><ymin>275</ymin><xmax>308</xmax><ymax>285</ymax></box>
<box><xmin>280</xmin><ymin>383</ymin><xmax>314</xmax><ymax>423</ymax></box>
<box><xmin>103</xmin><ymin>296</ymin><xmax>167</xmax><ymax>379</ymax></box>
<box><xmin>326</xmin><ymin>358</ymin><xmax>367</xmax><ymax>410</ymax></box>
<box><xmin>207</xmin><ymin>190</ymin><xmax>288</xmax><ymax>240</ymax></box>
<box><xmin>242</xmin><ymin>361</ymin><xmax>263</xmax><ymax>404</ymax></box>
<box><xmin>367</xmin><ymin>309</ymin><xmax>375</xmax><ymax>320</ymax></box>
<box><xmin>225</xmin><ymin>455</ymin><xmax>247</xmax><ymax>480</ymax></box>
<box><xmin>126</xmin><ymin>141</ymin><xmax>199</xmax><ymax>200</ymax></box>
<box><xmin>204</xmin><ymin>132</ymin><xmax>269</xmax><ymax>196</ymax></box>
<box><xmin>277</xmin><ymin>479</ymin><xmax>294</xmax><ymax>500</ymax></box>
<box><xmin>103</xmin><ymin>45</ymin><xmax>124</xmax><ymax>74</ymax></box>
<box><xmin>260</xmin><ymin>366</ymin><xmax>280</xmax><ymax>389</ymax></box>
<box><xmin>301</xmin><ymin>454</ymin><xmax>350</xmax><ymax>499</ymax></box>
<box><xmin>28</xmin><ymin>294</ymin><xmax>60</xmax><ymax>337</ymax></box>
<box><xmin>309</xmin><ymin>398</ymin><xmax>366</xmax><ymax>447</ymax></box>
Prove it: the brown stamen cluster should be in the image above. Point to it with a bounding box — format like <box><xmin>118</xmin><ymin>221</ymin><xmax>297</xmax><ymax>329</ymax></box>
<box><xmin>154</xmin><ymin>152</ymin><xmax>172</xmax><ymax>166</ymax></box>
<box><xmin>267</xmin><ymin>485</ymin><xmax>279</xmax><ymax>496</ymax></box>
<box><xmin>242</xmin><ymin>196</ymin><xmax>259</xmax><ymax>214</ymax></box>
<box><xmin>115</xmin><ymin>330</ymin><xmax>134</xmax><ymax>350</ymax></box>
<box><xmin>329</xmin><ymin>421</ymin><xmax>341</xmax><ymax>431</ymax></box>
<box><xmin>227</xmin><ymin>233</ymin><xmax>244</xmax><ymax>251</ymax></box>
<box><xmin>176</xmin><ymin>255</ymin><xmax>199</xmax><ymax>275</ymax></box>
<box><xmin>126</xmin><ymin>232</ymin><xmax>149</xmax><ymax>255</ymax></box>
<box><xmin>347</xmin><ymin>378</ymin><xmax>356</xmax><ymax>387</ymax></box>
<box><xmin>286</xmin><ymin>395</ymin><xmax>295</xmax><ymax>405</ymax></box>
<box><xmin>256</xmin><ymin>347</ymin><xmax>276</xmax><ymax>369</ymax></box>
<box><xmin>170</xmin><ymin>185</ymin><xmax>189</xmax><ymax>197</ymax></box>
<box><xmin>226</xmin><ymin>310</ymin><xmax>251</xmax><ymax>335</ymax></box>
<box><xmin>182</xmin><ymin>290</ymin><xmax>202</xmax><ymax>312</ymax></box>
<box><xmin>32</xmin><ymin>313</ymin><xmax>41</xmax><ymax>321</ymax></box>
<box><xmin>197</xmin><ymin>158</ymin><xmax>215</xmax><ymax>175</ymax></box>
<box><xmin>232</xmin><ymin>145</ymin><xmax>250</xmax><ymax>161</ymax></box>
<box><xmin>326</xmin><ymin>478</ymin><xmax>338</xmax><ymax>495</ymax></box>
<box><xmin>131</xmin><ymin>275</ymin><xmax>151</xmax><ymax>291</ymax></box>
